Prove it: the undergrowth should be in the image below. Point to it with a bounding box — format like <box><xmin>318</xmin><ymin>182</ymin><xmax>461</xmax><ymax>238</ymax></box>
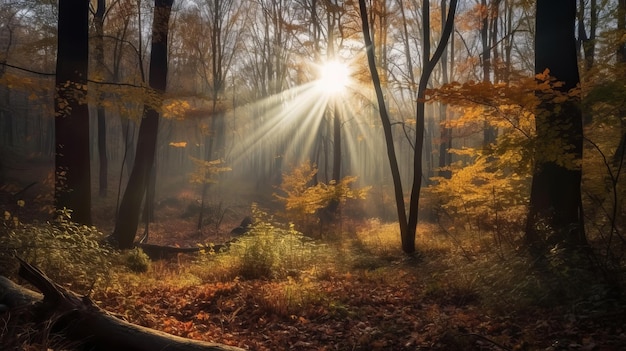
<box><xmin>2</xmin><ymin>205</ymin><xmax>624</xmax><ymax>350</ymax></box>
<box><xmin>194</xmin><ymin>207</ymin><xmax>331</xmax><ymax>281</ymax></box>
<box><xmin>0</xmin><ymin>207</ymin><xmax>114</xmax><ymax>293</ymax></box>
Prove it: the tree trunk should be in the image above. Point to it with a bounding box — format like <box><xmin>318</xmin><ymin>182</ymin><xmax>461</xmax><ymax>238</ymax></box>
<box><xmin>358</xmin><ymin>0</ymin><xmax>409</xmax><ymax>252</ymax></box>
<box><xmin>332</xmin><ymin>102</ymin><xmax>341</xmax><ymax>183</ymax></box>
<box><xmin>0</xmin><ymin>258</ymin><xmax>243</xmax><ymax>351</ymax></box>
<box><xmin>525</xmin><ymin>0</ymin><xmax>587</xmax><ymax>253</ymax></box>
<box><xmin>94</xmin><ymin>0</ymin><xmax>108</xmax><ymax>198</ymax></box>
<box><xmin>407</xmin><ymin>0</ymin><xmax>458</xmax><ymax>255</ymax></box>
<box><xmin>613</xmin><ymin>0</ymin><xmax>626</xmax><ymax>166</ymax></box>
<box><xmin>481</xmin><ymin>0</ymin><xmax>498</xmax><ymax>146</ymax></box>
<box><xmin>113</xmin><ymin>0</ymin><xmax>173</xmax><ymax>249</ymax></box>
<box><xmin>358</xmin><ymin>0</ymin><xmax>457</xmax><ymax>255</ymax></box>
<box><xmin>438</xmin><ymin>0</ymin><xmax>453</xmax><ymax>179</ymax></box>
<box><xmin>55</xmin><ymin>0</ymin><xmax>91</xmax><ymax>225</ymax></box>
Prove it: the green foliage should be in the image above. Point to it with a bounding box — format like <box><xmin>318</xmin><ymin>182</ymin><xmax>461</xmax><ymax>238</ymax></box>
<box><xmin>120</xmin><ymin>248</ymin><xmax>151</xmax><ymax>273</ymax></box>
<box><xmin>0</xmin><ymin>207</ymin><xmax>114</xmax><ymax>293</ymax></box>
<box><xmin>214</xmin><ymin>206</ymin><xmax>325</xmax><ymax>280</ymax></box>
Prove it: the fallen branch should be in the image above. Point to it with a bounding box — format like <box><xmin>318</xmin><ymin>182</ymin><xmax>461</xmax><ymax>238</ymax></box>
<box><xmin>137</xmin><ymin>242</ymin><xmax>228</xmax><ymax>260</ymax></box>
<box><xmin>137</xmin><ymin>217</ymin><xmax>253</xmax><ymax>260</ymax></box>
<box><xmin>0</xmin><ymin>257</ymin><xmax>245</xmax><ymax>351</ymax></box>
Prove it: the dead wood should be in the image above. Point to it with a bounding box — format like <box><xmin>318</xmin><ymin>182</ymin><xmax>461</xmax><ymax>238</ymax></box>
<box><xmin>137</xmin><ymin>217</ymin><xmax>252</xmax><ymax>260</ymax></box>
<box><xmin>0</xmin><ymin>257</ymin><xmax>244</xmax><ymax>351</ymax></box>
<box><xmin>137</xmin><ymin>242</ymin><xmax>228</xmax><ymax>260</ymax></box>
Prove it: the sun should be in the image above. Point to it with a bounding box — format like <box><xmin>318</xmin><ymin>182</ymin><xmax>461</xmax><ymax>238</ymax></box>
<box><xmin>316</xmin><ymin>60</ymin><xmax>351</xmax><ymax>94</ymax></box>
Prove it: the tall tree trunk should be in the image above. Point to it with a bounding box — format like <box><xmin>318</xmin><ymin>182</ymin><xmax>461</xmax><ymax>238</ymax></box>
<box><xmin>613</xmin><ymin>0</ymin><xmax>626</xmax><ymax>166</ymax></box>
<box><xmin>55</xmin><ymin>0</ymin><xmax>91</xmax><ymax>225</ymax></box>
<box><xmin>94</xmin><ymin>0</ymin><xmax>108</xmax><ymax>198</ymax></box>
<box><xmin>332</xmin><ymin>102</ymin><xmax>341</xmax><ymax>183</ymax></box>
<box><xmin>438</xmin><ymin>0</ymin><xmax>453</xmax><ymax>179</ymax></box>
<box><xmin>113</xmin><ymin>0</ymin><xmax>173</xmax><ymax>249</ymax></box>
<box><xmin>405</xmin><ymin>0</ymin><xmax>458</xmax><ymax>255</ymax></box>
<box><xmin>481</xmin><ymin>0</ymin><xmax>497</xmax><ymax>145</ymax></box>
<box><xmin>358</xmin><ymin>0</ymin><xmax>458</xmax><ymax>255</ymax></box>
<box><xmin>577</xmin><ymin>0</ymin><xmax>597</xmax><ymax>72</ymax></box>
<box><xmin>525</xmin><ymin>0</ymin><xmax>587</xmax><ymax>253</ymax></box>
<box><xmin>358</xmin><ymin>0</ymin><xmax>408</xmax><ymax>250</ymax></box>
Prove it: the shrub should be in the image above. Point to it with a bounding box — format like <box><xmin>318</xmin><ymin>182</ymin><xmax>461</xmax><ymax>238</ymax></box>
<box><xmin>275</xmin><ymin>161</ymin><xmax>369</xmax><ymax>235</ymax></box>
<box><xmin>120</xmin><ymin>248</ymin><xmax>151</xmax><ymax>273</ymax></box>
<box><xmin>0</xmin><ymin>207</ymin><xmax>114</xmax><ymax>293</ymax></box>
<box><xmin>215</xmin><ymin>207</ymin><xmax>325</xmax><ymax>280</ymax></box>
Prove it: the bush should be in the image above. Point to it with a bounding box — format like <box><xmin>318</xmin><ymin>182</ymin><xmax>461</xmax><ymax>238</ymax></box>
<box><xmin>216</xmin><ymin>207</ymin><xmax>324</xmax><ymax>280</ymax></box>
<box><xmin>0</xmin><ymin>207</ymin><xmax>114</xmax><ymax>293</ymax></box>
<box><xmin>275</xmin><ymin>161</ymin><xmax>369</xmax><ymax>235</ymax></box>
<box><xmin>120</xmin><ymin>248</ymin><xmax>151</xmax><ymax>273</ymax></box>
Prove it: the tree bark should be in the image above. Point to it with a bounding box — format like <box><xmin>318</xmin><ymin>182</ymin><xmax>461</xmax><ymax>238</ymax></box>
<box><xmin>113</xmin><ymin>0</ymin><xmax>173</xmax><ymax>249</ymax></box>
<box><xmin>94</xmin><ymin>0</ymin><xmax>108</xmax><ymax>198</ymax></box>
<box><xmin>612</xmin><ymin>0</ymin><xmax>626</xmax><ymax>166</ymax></box>
<box><xmin>55</xmin><ymin>0</ymin><xmax>91</xmax><ymax>225</ymax></box>
<box><xmin>525</xmin><ymin>0</ymin><xmax>587</xmax><ymax>253</ymax></box>
<box><xmin>0</xmin><ymin>258</ymin><xmax>243</xmax><ymax>351</ymax></box>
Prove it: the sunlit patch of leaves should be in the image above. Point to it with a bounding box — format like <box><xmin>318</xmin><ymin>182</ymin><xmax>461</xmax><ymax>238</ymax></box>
<box><xmin>188</xmin><ymin>157</ymin><xmax>232</xmax><ymax>185</ymax></box>
<box><xmin>275</xmin><ymin>161</ymin><xmax>370</xmax><ymax>233</ymax></box>
<box><xmin>425</xmin><ymin>72</ymin><xmax>591</xmax><ymax>247</ymax></box>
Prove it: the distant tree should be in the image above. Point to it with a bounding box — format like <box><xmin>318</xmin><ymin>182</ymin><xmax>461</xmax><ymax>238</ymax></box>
<box><xmin>113</xmin><ymin>0</ymin><xmax>174</xmax><ymax>249</ymax></box>
<box><xmin>577</xmin><ymin>0</ymin><xmax>597</xmax><ymax>72</ymax></box>
<box><xmin>525</xmin><ymin>0</ymin><xmax>588</xmax><ymax>254</ymax></box>
<box><xmin>480</xmin><ymin>0</ymin><xmax>498</xmax><ymax>145</ymax></box>
<box><xmin>182</xmin><ymin>0</ymin><xmax>243</xmax><ymax>231</ymax></box>
<box><xmin>55</xmin><ymin>0</ymin><xmax>91</xmax><ymax>225</ymax></box>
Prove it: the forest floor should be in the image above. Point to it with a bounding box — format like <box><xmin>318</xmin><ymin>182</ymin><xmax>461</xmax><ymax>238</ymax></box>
<box><xmin>88</xmin><ymin>199</ymin><xmax>626</xmax><ymax>351</ymax></box>
<box><xmin>2</xmin><ymin>171</ymin><xmax>626</xmax><ymax>351</ymax></box>
<box><xmin>91</xmin><ymin>253</ymin><xmax>626</xmax><ymax>351</ymax></box>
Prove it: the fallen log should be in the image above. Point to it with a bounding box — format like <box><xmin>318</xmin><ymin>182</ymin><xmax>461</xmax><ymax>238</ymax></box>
<box><xmin>137</xmin><ymin>242</ymin><xmax>228</xmax><ymax>260</ymax></box>
<box><xmin>136</xmin><ymin>217</ymin><xmax>252</xmax><ymax>260</ymax></box>
<box><xmin>0</xmin><ymin>257</ymin><xmax>245</xmax><ymax>351</ymax></box>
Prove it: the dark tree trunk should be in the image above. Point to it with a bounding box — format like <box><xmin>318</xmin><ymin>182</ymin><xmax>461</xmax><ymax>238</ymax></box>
<box><xmin>142</xmin><ymin>164</ymin><xmax>157</xmax><ymax>224</ymax></box>
<box><xmin>577</xmin><ymin>0</ymin><xmax>597</xmax><ymax>72</ymax></box>
<box><xmin>113</xmin><ymin>0</ymin><xmax>173</xmax><ymax>249</ymax></box>
<box><xmin>525</xmin><ymin>0</ymin><xmax>587</xmax><ymax>253</ymax></box>
<box><xmin>406</xmin><ymin>0</ymin><xmax>458</xmax><ymax>255</ymax></box>
<box><xmin>358</xmin><ymin>0</ymin><xmax>458</xmax><ymax>255</ymax></box>
<box><xmin>438</xmin><ymin>0</ymin><xmax>453</xmax><ymax>179</ymax></box>
<box><xmin>358</xmin><ymin>0</ymin><xmax>409</xmax><ymax>251</ymax></box>
<box><xmin>94</xmin><ymin>0</ymin><xmax>108</xmax><ymax>198</ymax></box>
<box><xmin>613</xmin><ymin>0</ymin><xmax>626</xmax><ymax>166</ymax></box>
<box><xmin>481</xmin><ymin>0</ymin><xmax>498</xmax><ymax>146</ymax></box>
<box><xmin>55</xmin><ymin>0</ymin><xmax>91</xmax><ymax>225</ymax></box>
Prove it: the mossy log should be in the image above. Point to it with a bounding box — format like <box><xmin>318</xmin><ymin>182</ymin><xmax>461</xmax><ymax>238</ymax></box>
<box><xmin>0</xmin><ymin>257</ymin><xmax>244</xmax><ymax>351</ymax></box>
